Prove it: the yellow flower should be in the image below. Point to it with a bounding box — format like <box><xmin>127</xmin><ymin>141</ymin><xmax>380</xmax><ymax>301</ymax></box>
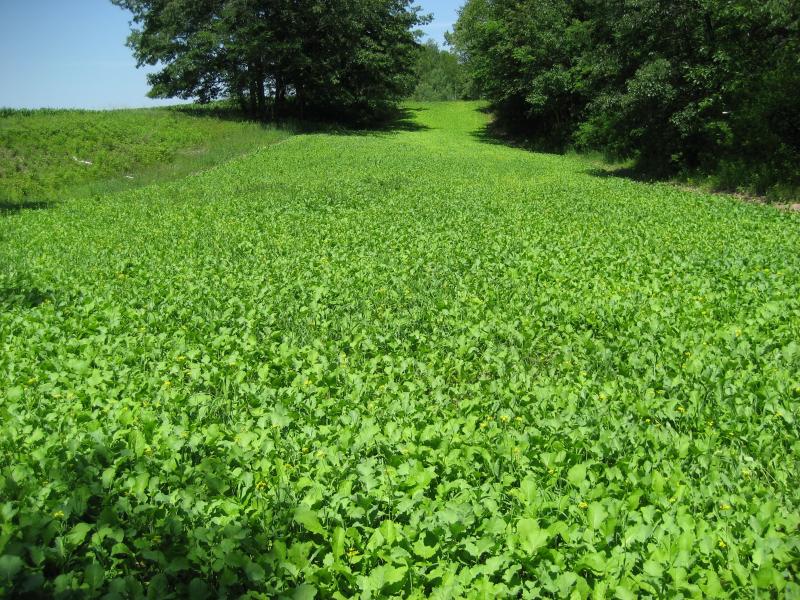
<box><xmin>578</xmin><ymin>501</ymin><xmax>589</xmax><ymax>510</ymax></box>
<box><xmin>677</xmin><ymin>406</ymin><xmax>685</xmax><ymax>413</ymax></box>
<box><xmin>500</xmin><ymin>415</ymin><xmax>510</xmax><ymax>423</ymax></box>
<box><xmin>720</xmin><ymin>503</ymin><xmax>731</xmax><ymax>511</ymax></box>
<box><xmin>479</xmin><ymin>421</ymin><xmax>488</xmax><ymax>429</ymax></box>
<box><xmin>718</xmin><ymin>539</ymin><xmax>727</xmax><ymax>549</ymax></box>
<box><xmin>163</xmin><ymin>380</ymin><xmax>171</xmax><ymax>387</ymax></box>
<box><xmin>53</xmin><ymin>510</ymin><xmax>65</xmax><ymax>519</ymax></box>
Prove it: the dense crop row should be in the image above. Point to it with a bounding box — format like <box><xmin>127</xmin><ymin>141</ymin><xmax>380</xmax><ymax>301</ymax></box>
<box><xmin>1</xmin><ymin>102</ymin><xmax>799</xmax><ymax>597</ymax></box>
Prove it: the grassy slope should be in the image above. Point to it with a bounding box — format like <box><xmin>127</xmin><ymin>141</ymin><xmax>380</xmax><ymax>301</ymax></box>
<box><xmin>1</xmin><ymin>102</ymin><xmax>799</xmax><ymax>597</ymax></box>
<box><xmin>0</xmin><ymin>106</ymin><xmax>292</xmax><ymax>205</ymax></box>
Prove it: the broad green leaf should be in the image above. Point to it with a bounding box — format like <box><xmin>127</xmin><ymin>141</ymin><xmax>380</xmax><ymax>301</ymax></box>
<box><xmin>244</xmin><ymin>561</ymin><xmax>265</xmax><ymax>582</ymax></box>
<box><xmin>588</xmin><ymin>503</ymin><xmax>607</xmax><ymax>530</ymax></box>
<box><xmin>66</xmin><ymin>523</ymin><xmax>93</xmax><ymax>546</ymax></box>
<box><xmin>294</xmin><ymin>507</ymin><xmax>325</xmax><ymax>536</ymax></box>
<box><xmin>292</xmin><ymin>584</ymin><xmax>317</xmax><ymax>600</ymax></box>
<box><xmin>413</xmin><ymin>537</ymin><xmax>437</xmax><ymax>559</ymax></box>
<box><xmin>0</xmin><ymin>555</ymin><xmax>23</xmax><ymax>579</ymax></box>
<box><xmin>643</xmin><ymin>560</ymin><xmax>663</xmax><ymax>578</ymax></box>
<box><xmin>516</xmin><ymin>518</ymin><xmax>549</xmax><ymax>555</ymax></box>
<box><xmin>331</xmin><ymin>527</ymin><xmax>346</xmax><ymax>559</ymax></box>
<box><xmin>567</xmin><ymin>464</ymin><xmax>587</xmax><ymax>487</ymax></box>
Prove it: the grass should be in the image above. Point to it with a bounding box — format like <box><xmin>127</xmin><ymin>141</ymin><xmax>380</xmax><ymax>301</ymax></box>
<box><xmin>0</xmin><ymin>105</ymin><xmax>293</xmax><ymax>205</ymax></box>
<box><xmin>1</xmin><ymin>101</ymin><xmax>799</xmax><ymax>598</ymax></box>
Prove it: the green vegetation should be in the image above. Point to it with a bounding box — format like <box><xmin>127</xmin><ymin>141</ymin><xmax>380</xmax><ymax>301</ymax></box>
<box><xmin>113</xmin><ymin>0</ymin><xmax>425</xmax><ymax>121</ymax></box>
<box><xmin>410</xmin><ymin>41</ymin><xmax>468</xmax><ymax>102</ymax></box>
<box><xmin>2</xmin><ymin>102</ymin><xmax>800</xmax><ymax>597</ymax></box>
<box><xmin>450</xmin><ymin>0</ymin><xmax>800</xmax><ymax>199</ymax></box>
<box><xmin>0</xmin><ymin>106</ymin><xmax>292</xmax><ymax>204</ymax></box>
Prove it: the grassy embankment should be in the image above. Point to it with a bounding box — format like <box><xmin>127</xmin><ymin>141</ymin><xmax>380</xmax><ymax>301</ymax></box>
<box><xmin>0</xmin><ymin>105</ymin><xmax>292</xmax><ymax>208</ymax></box>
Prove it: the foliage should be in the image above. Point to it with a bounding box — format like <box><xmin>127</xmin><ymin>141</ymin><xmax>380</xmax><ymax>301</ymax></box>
<box><xmin>112</xmin><ymin>0</ymin><xmax>427</xmax><ymax>121</ymax></box>
<box><xmin>450</xmin><ymin>0</ymin><xmax>800</xmax><ymax>197</ymax></box>
<box><xmin>0</xmin><ymin>105</ymin><xmax>292</xmax><ymax>204</ymax></box>
<box><xmin>2</xmin><ymin>102</ymin><xmax>800</xmax><ymax>597</ymax></box>
<box><xmin>410</xmin><ymin>41</ymin><xmax>468</xmax><ymax>102</ymax></box>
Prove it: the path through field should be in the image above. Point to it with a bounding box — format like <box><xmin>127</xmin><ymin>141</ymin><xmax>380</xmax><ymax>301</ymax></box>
<box><xmin>2</xmin><ymin>102</ymin><xmax>800</xmax><ymax>597</ymax></box>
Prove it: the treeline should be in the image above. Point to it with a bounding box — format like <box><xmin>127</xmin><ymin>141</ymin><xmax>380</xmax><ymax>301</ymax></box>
<box><xmin>113</xmin><ymin>0</ymin><xmax>425</xmax><ymax>121</ymax></box>
<box><xmin>411</xmin><ymin>41</ymin><xmax>470</xmax><ymax>101</ymax></box>
<box><xmin>450</xmin><ymin>0</ymin><xmax>800</xmax><ymax>197</ymax></box>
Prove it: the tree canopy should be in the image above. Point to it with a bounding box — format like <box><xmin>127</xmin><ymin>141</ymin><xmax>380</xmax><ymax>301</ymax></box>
<box><xmin>410</xmin><ymin>40</ymin><xmax>469</xmax><ymax>102</ymax></box>
<box><xmin>450</xmin><ymin>0</ymin><xmax>800</xmax><ymax>196</ymax></box>
<box><xmin>113</xmin><ymin>0</ymin><xmax>428</xmax><ymax>121</ymax></box>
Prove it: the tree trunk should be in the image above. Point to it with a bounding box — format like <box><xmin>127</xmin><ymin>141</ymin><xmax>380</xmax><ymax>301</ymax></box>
<box><xmin>275</xmin><ymin>75</ymin><xmax>286</xmax><ymax>118</ymax></box>
<box><xmin>248</xmin><ymin>74</ymin><xmax>258</xmax><ymax>117</ymax></box>
<box><xmin>256</xmin><ymin>76</ymin><xmax>267</xmax><ymax>118</ymax></box>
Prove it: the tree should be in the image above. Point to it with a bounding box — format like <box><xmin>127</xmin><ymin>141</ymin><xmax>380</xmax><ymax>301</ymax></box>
<box><xmin>411</xmin><ymin>40</ymin><xmax>467</xmax><ymax>101</ymax></box>
<box><xmin>450</xmin><ymin>0</ymin><xmax>800</xmax><ymax>195</ymax></box>
<box><xmin>112</xmin><ymin>0</ymin><xmax>427</xmax><ymax>121</ymax></box>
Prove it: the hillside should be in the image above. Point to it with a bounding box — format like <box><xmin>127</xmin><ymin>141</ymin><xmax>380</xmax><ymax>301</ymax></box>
<box><xmin>0</xmin><ymin>106</ymin><xmax>292</xmax><ymax>206</ymax></box>
<box><xmin>1</xmin><ymin>102</ymin><xmax>799</xmax><ymax>597</ymax></box>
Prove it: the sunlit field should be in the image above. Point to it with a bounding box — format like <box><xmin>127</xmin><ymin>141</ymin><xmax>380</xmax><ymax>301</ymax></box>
<box><xmin>1</xmin><ymin>102</ymin><xmax>799</xmax><ymax>597</ymax></box>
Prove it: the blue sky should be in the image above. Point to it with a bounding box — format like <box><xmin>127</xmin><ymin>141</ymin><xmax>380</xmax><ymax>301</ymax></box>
<box><xmin>0</xmin><ymin>0</ymin><xmax>462</xmax><ymax>110</ymax></box>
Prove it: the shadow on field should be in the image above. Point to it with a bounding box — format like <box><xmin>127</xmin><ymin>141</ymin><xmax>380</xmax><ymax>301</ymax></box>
<box><xmin>0</xmin><ymin>284</ymin><xmax>49</xmax><ymax>309</ymax></box>
<box><xmin>172</xmin><ymin>104</ymin><xmax>430</xmax><ymax>135</ymax></box>
<box><xmin>372</xmin><ymin>107</ymin><xmax>430</xmax><ymax>133</ymax></box>
<box><xmin>0</xmin><ymin>200</ymin><xmax>55</xmax><ymax>215</ymax></box>
<box><xmin>584</xmin><ymin>167</ymin><xmax>660</xmax><ymax>183</ymax></box>
<box><xmin>470</xmin><ymin>113</ymin><xmax>570</xmax><ymax>154</ymax></box>
<box><xmin>297</xmin><ymin>107</ymin><xmax>430</xmax><ymax>136</ymax></box>
<box><xmin>469</xmin><ymin>106</ymin><xmax>682</xmax><ymax>185</ymax></box>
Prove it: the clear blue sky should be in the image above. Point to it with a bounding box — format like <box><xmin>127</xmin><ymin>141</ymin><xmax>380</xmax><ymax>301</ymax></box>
<box><xmin>0</xmin><ymin>0</ymin><xmax>462</xmax><ymax>110</ymax></box>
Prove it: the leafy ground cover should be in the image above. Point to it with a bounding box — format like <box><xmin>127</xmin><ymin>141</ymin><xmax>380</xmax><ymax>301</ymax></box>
<box><xmin>0</xmin><ymin>105</ymin><xmax>292</xmax><ymax>205</ymax></box>
<box><xmin>1</xmin><ymin>101</ymin><xmax>799</xmax><ymax>598</ymax></box>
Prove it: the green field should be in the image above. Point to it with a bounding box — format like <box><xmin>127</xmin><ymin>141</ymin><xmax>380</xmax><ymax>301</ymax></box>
<box><xmin>0</xmin><ymin>106</ymin><xmax>291</xmax><ymax>205</ymax></box>
<box><xmin>1</xmin><ymin>101</ymin><xmax>799</xmax><ymax>597</ymax></box>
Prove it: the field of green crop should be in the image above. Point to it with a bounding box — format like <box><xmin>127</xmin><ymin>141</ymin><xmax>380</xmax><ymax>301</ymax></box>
<box><xmin>0</xmin><ymin>106</ymin><xmax>291</xmax><ymax>205</ymax></box>
<box><xmin>1</xmin><ymin>101</ymin><xmax>799</xmax><ymax>597</ymax></box>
